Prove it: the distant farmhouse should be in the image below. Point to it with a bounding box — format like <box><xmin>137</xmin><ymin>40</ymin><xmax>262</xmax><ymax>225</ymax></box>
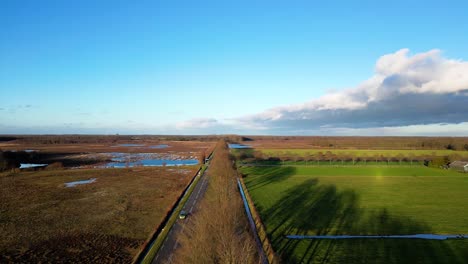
<box><xmin>449</xmin><ymin>161</ymin><xmax>468</xmax><ymax>172</ymax></box>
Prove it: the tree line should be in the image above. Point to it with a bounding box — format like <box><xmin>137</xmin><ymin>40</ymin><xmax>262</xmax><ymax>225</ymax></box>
<box><xmin>176</xmin><ymin>140</ymin><xmax>259</xmax><ymax>263</ymax></box>
<box><xmin>0</xmin><ymin>150</ymin><xmax>7</xmax><ymax>171</ymax></box>
<box><xmin>235</xmin><ymin>150</ymin><xmax>466</xmax><ymax>167</ymax></box>
<box><xmin>245</xmin><ymin>136</ymin><xmax>468</xmax><ymax>151</ymax></box>
<box><xmin>0</xmin><ymin>150</ymin><xmax>67</xmax><ymax>171</ymax></box>
<box><xmin>0</xmin><ymin>150</ymin><xmax>27</xmax><ymax>171</ymax></box>
<box><xmin>6</xmin><ymin>135</ymin><xmax>467</xmax><ymax>150</ymax></box>
<box><xmin>3</xmin><ymin>135</ymin><xmax>232</xmax><ymax>145</ymax></box>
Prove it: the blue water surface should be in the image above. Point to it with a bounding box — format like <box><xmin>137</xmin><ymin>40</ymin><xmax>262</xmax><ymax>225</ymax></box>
<box><xmin>228</xmin><ymin>144</ymin><xmax>252</xmax><ymax>149</ymax></box>
<box><xmin>65</xmin><ymin>178</ymin><xmax>97</xmax><ymax>187</ymax></box>
<box><xmin>105</xmin><ymin>159</ymin><xmax>198</xmax><ymax>168</ymax></box>
<box><xmin>149</xmin><ymin>144</ymin><xmax>169</xmax><ymax>149</ymax></box>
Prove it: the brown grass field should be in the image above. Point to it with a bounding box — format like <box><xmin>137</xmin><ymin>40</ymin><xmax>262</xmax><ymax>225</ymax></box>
<box><xmin>0</xmin><ymin>139</ymin><xmax>215</xmax><ymax>155</ymax></box>
<box><xmin>0</xmin><ymin>137</ymin><xmax>216</xmax><ymax>169</ymax></box>
<box><xmin>0</xmin><ymin>166</ymin><xmax>199</xmax><ymax>263</ymax></box>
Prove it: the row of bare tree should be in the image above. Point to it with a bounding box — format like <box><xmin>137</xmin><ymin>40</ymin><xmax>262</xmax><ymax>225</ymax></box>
<box><xmin>239</xmin><ymin>151</ymin><xmax>464</xmax><ymax>165</ymax></box>
<box><xmin>246</xmin><ymin>136</ymin><xmax>468</xmax><ymax>150</ymax></box>
<box><xmin>176</xmin><ymin>140</ymin><xmax>259</xmax><ymax>264</ymax></box>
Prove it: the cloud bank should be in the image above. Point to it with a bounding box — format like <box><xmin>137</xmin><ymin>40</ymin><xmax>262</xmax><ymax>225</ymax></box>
<box><xmin>235</xmin><ymin>48</ymin><xmax>468</xmax><ymax>134</ymax></box>
<box><xmin>2</xmin><ymin>49</ymin><xmax>467</xmax><ymax>136</ymax></box>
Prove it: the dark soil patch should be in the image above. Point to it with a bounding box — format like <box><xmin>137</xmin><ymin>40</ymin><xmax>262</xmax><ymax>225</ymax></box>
<box><xmin>1</xmin><ymin>233</ymin><xmax>143</xmax><ymax>263</ymax></box>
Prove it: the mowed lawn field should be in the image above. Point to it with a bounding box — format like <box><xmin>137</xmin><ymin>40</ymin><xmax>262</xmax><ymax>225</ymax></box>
<box><xmin>241</xmin><ymin>166</ymin><xmax>468</xmax><ymax>263</ymax></box>
<box><xmin>0</xmin><ymin>166</ymin><xmax>198</xmax><ymax>263</ymax></box>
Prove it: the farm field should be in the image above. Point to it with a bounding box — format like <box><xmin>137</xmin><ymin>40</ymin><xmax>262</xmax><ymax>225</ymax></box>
<box><xmin>241</xmin><ymin>165</ymin><xmax>468</xmax><ymax>263</ymax></box>
<box><xmin>0</xmin><ymin>166</ymin><xmax>198</xmax><ymax>263</ymax></box>
<box><xmin>260</xmin><ymin>148</ymin><xmax>468</xmax><ymax>158</ymax></box>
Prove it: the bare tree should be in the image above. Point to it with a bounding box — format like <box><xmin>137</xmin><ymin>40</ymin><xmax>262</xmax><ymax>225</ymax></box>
<box><xmin>176</xmin><ymin>140</ymin><xmax>259</xmax><ymax>264</ymax></box>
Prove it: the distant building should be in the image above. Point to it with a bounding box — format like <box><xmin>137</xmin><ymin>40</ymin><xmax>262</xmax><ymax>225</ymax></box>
<box><xmin>449</xmin><ymin>161</ymin><xmax>468</xmax><ymax>172</ymax></box>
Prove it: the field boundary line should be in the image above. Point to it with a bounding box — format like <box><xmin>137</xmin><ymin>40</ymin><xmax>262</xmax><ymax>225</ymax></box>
<box><xmin>238</xmin><ymin>177</ymin><xmax>280</xmax><ymax>264</ymax></box>
<box><xmin>286</xmin><ymin>234</ymin><xmax>468</xmax><ymax>240</ymax></box>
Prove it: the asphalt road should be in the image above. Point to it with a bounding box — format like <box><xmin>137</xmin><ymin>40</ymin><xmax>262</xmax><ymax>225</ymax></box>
<box><xmin>152</xmin><ymin>167</ymin><xmax>210</xmax><ymax>264</ymax></box>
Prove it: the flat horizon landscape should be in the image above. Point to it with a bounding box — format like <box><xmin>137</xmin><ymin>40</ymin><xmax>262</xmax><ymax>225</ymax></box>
<box><xmin>2</xmin><ymin>1</ymin><xmax>468</xmax><ymax>263</ymax></box>
<box><xmin>1</xmin><ymin>135</ymin><xmax>468</xmax><ymax>263</ymax></box>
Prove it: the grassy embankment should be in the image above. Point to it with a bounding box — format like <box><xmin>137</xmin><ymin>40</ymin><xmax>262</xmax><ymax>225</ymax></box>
<box><xmin>241</xmin><ymin>165</ymin><xmax>468</xmax><ymax>263</ymax></box>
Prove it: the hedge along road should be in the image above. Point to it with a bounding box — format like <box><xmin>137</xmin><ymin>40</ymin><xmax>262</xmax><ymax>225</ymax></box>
<box><xmin>150</xmin><ymin>164</ymin><xmax>211</xmax><ymax>264</ymax></box>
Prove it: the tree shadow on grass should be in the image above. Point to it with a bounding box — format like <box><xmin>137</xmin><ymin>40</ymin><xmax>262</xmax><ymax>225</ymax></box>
<box><xmin>260</xmin><ymin>179</ymin><xmax>468</xmax><ymax>264</ymax></box>
<box><xmin>244</xmin><ymin>166</ymin><xmax>297</xmax><ymax>191</ymax></box>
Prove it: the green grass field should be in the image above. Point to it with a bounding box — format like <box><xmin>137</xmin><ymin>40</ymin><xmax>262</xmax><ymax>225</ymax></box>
<box><xmin>261</xmin><ymin>148</ymin><xmax>468</xmax><ymax>158</ymax></box>
<box><xmin>241</xmin><ymin>166</ymin><xmax>468</xmax><ymax>263</ymax></box>
<box><xmin>240</xmin><ymin>160</ymin><xmax>425</xmax><ymax>166</ymax></box>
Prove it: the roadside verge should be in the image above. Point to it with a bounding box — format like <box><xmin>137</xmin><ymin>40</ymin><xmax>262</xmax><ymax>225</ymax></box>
<box><xmin>237</xmin><ymin>177</ymin><xmax>280</xmax><ymax>264</ymax></box>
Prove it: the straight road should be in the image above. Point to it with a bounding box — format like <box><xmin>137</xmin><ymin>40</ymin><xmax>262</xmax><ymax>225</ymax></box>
<box><xmin>152</xmin><ymin>166</ymin><xmax>210</xmax><ymax>264</ymax></box>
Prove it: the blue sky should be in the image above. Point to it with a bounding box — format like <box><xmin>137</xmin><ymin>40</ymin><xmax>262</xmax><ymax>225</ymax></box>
<box><xmin>1</xmin><ymin>0</ymin><xmax>467</xmax><ymax>135</ymax></box>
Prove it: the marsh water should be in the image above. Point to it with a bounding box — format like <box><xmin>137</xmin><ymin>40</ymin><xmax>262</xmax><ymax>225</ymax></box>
<box><xmin>105</xmin><ymin>159</ymin><xmax>198</xmax><ymax>168</ymax></box>
<box><xmin>228</xmin><ymin>144</ymin><xmax>252</xmax><ymax>149</ymax></box>
<box><xmin>65</xmin><ymin>178</ymin><xmax>97</xmax><ymax>187</ymax></box>
<box><xmin>150</xmin><ymin>144</ymin><xmax>169</xmax><ymax>149</ymax></box>
<box><xmin>103</xmin><ymin>152</ymin><xmax>198</xmax><ymax>168</ymax></box>
<box><xmin>20</xmin><ymin>163</ymin><xmax>48</xmax><ymax>169</ymax></box>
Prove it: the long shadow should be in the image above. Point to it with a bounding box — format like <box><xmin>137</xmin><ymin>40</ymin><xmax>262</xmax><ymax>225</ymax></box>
<box><xmin>2</xmin><ymin>151</ymin><xmax>105</xmax><ymax>168</ymax></box>
<box><xmin>263</xmin><ymin>179</ymin><xmax>362</xmax><ymax>262</ymax></box>
<box><xmin>243</xmin><ymin>166</ymin><xmax>297</xmax><ymax>191</ymax></box>
<box><xmin>256</xmin><ymin>177</ymin><xmax>468</xmax><ymax>264</ymax></box>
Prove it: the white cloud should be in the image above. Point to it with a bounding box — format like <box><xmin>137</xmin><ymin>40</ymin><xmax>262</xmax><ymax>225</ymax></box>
<box><xmin>290</xmin><ymin>122</ymin><xmax>468</xmax><ymax>136</ymax></box>
<box><xmin>175</xmin><ymin>118</ymin><xmax>219</xmax><ymax>130</ymax></box>
<box><xmin>374</xmin><ymin>48</ymin><xmax>468</xmax><ymax>94</ymax></box>
<box><xmin>3</xmin><ymin>49</ymin><xmax>467</xmax><ymax>136</ymax></box>
<box><xmin>238</xmin><ymin>49</ymin><xmax>468</xmax><ymax>134</ymax></box>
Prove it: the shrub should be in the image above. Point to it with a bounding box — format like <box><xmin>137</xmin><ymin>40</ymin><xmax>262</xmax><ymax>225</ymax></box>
<box><xmin>46</xmin><ymin>162</ymin><xmax>63</xmax><ymax>170</ymax></box>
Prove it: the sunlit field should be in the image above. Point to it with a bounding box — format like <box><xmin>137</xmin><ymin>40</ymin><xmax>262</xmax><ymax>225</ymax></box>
<box><xmin>241</xmin><ymin>166</ymin><xmax>468</xmax><ymax>263</ymax></box>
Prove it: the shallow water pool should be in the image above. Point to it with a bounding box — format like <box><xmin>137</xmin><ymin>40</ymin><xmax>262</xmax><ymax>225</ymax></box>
<box><xmin>65</xmin><ymin>178</ymin><xmax>97</xmax><ymax>187</ymax></box>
